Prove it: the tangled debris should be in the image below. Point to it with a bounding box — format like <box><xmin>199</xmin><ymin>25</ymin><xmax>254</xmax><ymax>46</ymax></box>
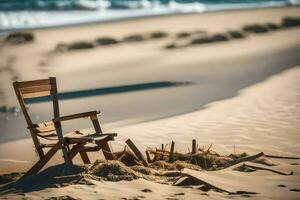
<box><xmin>2</xmin><ymin>138</ymin><xmax>297</xmax><ymax>198</ymax></box>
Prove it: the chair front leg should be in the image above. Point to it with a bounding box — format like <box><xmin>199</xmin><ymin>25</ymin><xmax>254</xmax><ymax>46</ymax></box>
<box><xmin>90</xmin><ymin>114</ymin><xmax>102</xmax><ymax>134</ymax></box>
<box><xmin>54</xmin><ymin>121</ymin><xmax>72</xmax><ymax>165</ymax></box>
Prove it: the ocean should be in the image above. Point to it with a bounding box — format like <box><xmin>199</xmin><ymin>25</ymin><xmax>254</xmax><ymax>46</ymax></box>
<box><xmin>0</xmin><ymin>0</ymin><xmax>299</xmax><ymax>32</ymax></box>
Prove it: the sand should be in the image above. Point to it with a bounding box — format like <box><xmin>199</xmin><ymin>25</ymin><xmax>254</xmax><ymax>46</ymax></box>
<box><xmin>0</xmin><ymin>6</ymin><xmax>300</xmax><ymax>200</ymax></box>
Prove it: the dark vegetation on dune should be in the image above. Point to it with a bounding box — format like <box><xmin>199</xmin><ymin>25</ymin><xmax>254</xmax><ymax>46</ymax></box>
<box><xmin>4</xmin><ymin>32</ymin><xmax>34</xmax><ymax>44</ymax></box>
<box><xmin>95</xmin><ymin>37</ymin><xmax>119</xmax><ymax>46</ymax></box>
<box><xmin>67</xmin><ymin>41</ymin><xmax>95</xmax><ymax>50</ymax></box>
<box><xmin>176</xmin><ymin>32</ymin><xmax>192</xmax><ymax>38</ymax></box>
<box><xmin>165</xmin><ymin>16</ymin><xmax>300</xmax><ymax>49</ymax></box>
<box><xmin>149</xmin><ymin>31</ymin><xmax>168</xmax><ymax>39</ymax></box>
<box><xmin>281</xmin><ymin>17</ymin><xmax>300</xmax><ymax>28</ymax></box>
<box><xmin>123</xmin><ymin>34</ymin><xmax>146</xmax><ymax>42</ymax></box>
<box><xmin>243</xmin><ymin>24</ymin><xmax>270</xmax><ymax>33</ymax></box>
<box><xmin>49</xmin><ymin>16</ymin><xmax>300</xmax><ymax>52</ymax></box>
<box><xmin>227</xmin><ymin>30</ymin><xmax>245</xmax><ymax>39</ymax></box>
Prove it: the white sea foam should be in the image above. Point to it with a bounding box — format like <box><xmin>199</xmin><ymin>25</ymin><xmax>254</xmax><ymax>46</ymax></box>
<box><xmin>1</xmin><ymin>0</ymin><xmax>299</xmax><ymax>33</ymax></box>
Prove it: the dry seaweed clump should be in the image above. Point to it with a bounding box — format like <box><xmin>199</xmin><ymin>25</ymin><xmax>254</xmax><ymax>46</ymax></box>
<box><xmin>5</xmin><ymin>32</ymin><xmax>34</xmax><ymax>44</ymax></box>
<box><xmin>88</xmin><ymin>160</ymin><xmax>143</xmax><ymax>181</ymax></box>
<box><xmin>173</xmin><ymin>160</ymin><xmax>202</xmax><ymax>171</ymax></box>
<box><xmin>114</xmin><ymin>148</ymin><xmax>143</xmax><ymax>166</ymax></box>
<box><xmin>95</xmin><ymin>37</ymin><xmax>119</xmax><ymax>46</ymax></box>
<box><xmin>67</xmin><ymin>41</ymin><xmax>95</xmax><ymax>50</ymax></box>
<box><xmin>189</xmin><ymin>153</ymin><xmax>231</xmax><ymax>170</ymax></box>
<box><xmin>149</xmin><ymin>161</ymin><xmax>177</xmax><ymax>171</ymax></box>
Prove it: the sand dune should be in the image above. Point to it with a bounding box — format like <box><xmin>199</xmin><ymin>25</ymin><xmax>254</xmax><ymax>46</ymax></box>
<box><xmin>1</xmin><ymin>66</ymin><xmax>300</xmax><ymax>199</ymax></box>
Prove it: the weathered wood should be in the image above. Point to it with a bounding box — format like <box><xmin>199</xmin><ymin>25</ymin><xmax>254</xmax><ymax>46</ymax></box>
<box><xmin>225</xmin><ymin>152</ymin><xmax>264</xmax><ymax>169</ymax></box>
<box><xmin>192</xmin><ymin>139</ymin><xmax>197</xmax><ymax>154</ymax></box>
<box><xmin>264</xmin><ymin>154</ymin><xmax>300</xmax><ymax>159</ymax></box>
<box><xmin>17</xmin><ymin>78</ymin><xmax>51</xmax><ymax>88</ymax></box>
<box><xmin>169</xmin><ymin>141</ymin><xmax>175</xmax><ymax>162</ymax></box>
<box><xmin>53</xmin><ymin>111</ymin><xmax>100</xmax><ymax>122</ymax></box>
<box><xmin>79</xmin><ymin>151</ymin><xmax>91</xmax><ymax>164</ymax></box>
<box><xmin>20</xmin><ymin>85</ymin><xmax>52</xmax><ymax>94</ymax></box>
<box><xmin>91</xmin><ymin>114</ymin><xmax>103</xmax><ymax>134</ymax></box>
<box><xmin>126</xmin><ymin>139</ymin><xmax>148</xmax><ymax>166</ymax></box>
<box><xmin>22</xmin><ymin>91</ymin><xmax>51</xmax><ymax>99</ymax></box>
<box><xmin>13</xmin><ymin>81</ymin><xmax>45</xmax><ymax>159</ymax></box>
<box><xmin>145</xmin><ymin>150</ymin><xmax>152</xmax><ymax>163</ymax></box>
<box><xmin>243</xmin><ymin>162</ymin><xmax>292</xmax><ymax>176</ymax></box>
<box><xmin>102</xmin><ymin>142</ymin><xmax>114</xmax><ymax>160</ymax></box>
<box><xmin>181</xmin><ymin>169</ymin><xmax>233</xmax><ymax>193</ymax></box>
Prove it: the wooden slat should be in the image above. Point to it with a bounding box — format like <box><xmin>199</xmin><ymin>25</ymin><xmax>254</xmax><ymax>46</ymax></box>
<box><xmin>126</xmin><ymin>139</ymin><xmax>148</xmax><ymax>167</ymax></box>
<box><xmin>169</xmin><ymin>141</ymin><xmax>175</xmax><ymax>162</ymax></box>
<box><xmin>192</xmin><ymin>139</ymin><xmax>197</xmax><ymax>154</ymax></box>
<box><xmin>22</xmin><ymin>91</ymin><xmax>51</xmax><ymax>99</ymax></box>
<box><xmin>20</xmin><ymin>85</ymin><xmax>52</xmax><ymax>94</ymax></box>
<box><xmin>17</xmin><ymin>78</ymin><xmax>51</xmax><ymax>88</ymax></box>
<box><xmin>34</xmin><ymin>123</ymin><xmax>56</xmax><ymax>133</ymax></box>
<box><xmin>53</xmin><ymin>111</ymin><xmax>100</xmax><ymax>122</ymax></box>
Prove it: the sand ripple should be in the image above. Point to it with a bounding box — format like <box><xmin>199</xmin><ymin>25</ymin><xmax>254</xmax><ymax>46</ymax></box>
<box><xmin>113</xmin><ymin>66</ymin><xmax>300</xmax><ymax>156</ymax></box>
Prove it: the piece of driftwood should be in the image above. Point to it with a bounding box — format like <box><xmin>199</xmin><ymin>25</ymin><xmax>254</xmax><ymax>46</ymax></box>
<box><xmin>226</xmin><ymin>152</ymin><xmax>264</xmax><ymax>168</ymax></box>
<box><xmin>126</xmin><ymin>139</ymin><xmax>148</xmax><ymax>167</ymax></box>
<box><xmin>264</xmin><ymin>154</ymin><xmax>300</xmax><ymax>160</ymax></box>
<box><xmin>192</xmin><ymin>139</ymin><xmax>197</xmax><ymax>154</ymax></box>
<box><xmin>243</xmin><ymin>163</ymin><xmax>293</xmax><ymax>176</ymax></box>
<box><xmin>180</xmin><ymin>169</ymin><xmax>232</xmax><ymax>193</ymax></box>
<box><xmin>145</xmin><ymin>150</ymin><xmax>152</xmax><ymax>163</ymax></box>
<box><xmin>206</xmin><ymin>144</ymin><xmax>212</xmax><ymax>153</ymax></box>
<box><xmin>169</xmin><ymin>141</ymin><xmax>175</xmax><ymax>162</ymax></box>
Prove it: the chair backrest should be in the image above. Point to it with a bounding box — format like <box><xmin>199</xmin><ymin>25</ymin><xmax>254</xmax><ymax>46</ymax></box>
<box><xmin>13</xmin><ymin>77</ymin><xmax>61</xmax><ymax>158</ymax></box>
<box><xmin>13</xmin><ymin>77</ymin><xmax>60</xmax><ymax>128</ymax></box>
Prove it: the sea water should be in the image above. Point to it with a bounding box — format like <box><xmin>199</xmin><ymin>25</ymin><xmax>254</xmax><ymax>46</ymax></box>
<box><xmin>0</xmin><ymin>0</ymin><xmax>299</xmax><ymax>32</ymax></box>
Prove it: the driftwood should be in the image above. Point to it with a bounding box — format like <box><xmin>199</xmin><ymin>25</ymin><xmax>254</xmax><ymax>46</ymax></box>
<box><xmin>264</xmin><ymin>154</ymin><xmax>300</xmax><ymax>160</ymax></box>
<box><xmin>192</xmin><ymin>139</ymin><xmax>197</xmax><ymax>154</ymax></box>
<box><xmin>169</xmin><ymin>141</ymin><xmax>175</xmax><ymax>162</ymax></box>
<box><xmin>126</xmin><ymin>139</ymin><xmax>148</xmax><ymax>167</ymax></box>
<box><xmin>180</xmin><ymin>169</ymin><xmax>233</xmax><ymax>193</ymax></box>
<box><xmin>145</xmin><ymin>150</ymin><xmax>152</xmax><ymax>163</ymax></box>
<box><xmin>224</xmin><ymin>152</ymin><xmax>264</xmax><ymax>169</ymax></box>
<box><xmin>243</xmin><ymin>163</ymin><xmax>293</xmax><ymax>176</ymax></box>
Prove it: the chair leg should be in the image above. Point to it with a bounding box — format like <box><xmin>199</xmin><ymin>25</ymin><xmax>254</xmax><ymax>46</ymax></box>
<box><xmin>102</xmin><ymin>142</ymin><xmax>114</xmax><ymax>160</ymax></box>
<box><xmin>69</xmin><ymin>142</ymin><xmax>91</xmax><ymax>164</ymax></box>
<box><xmin>79</xmin><ymin>151</ymin><xmax>91</xmax><ymax>164</ymax></box>
<box><xmin>24</xmin><ymin>142</ymin><xmax>60</xmax><ymax>177</ymax></box>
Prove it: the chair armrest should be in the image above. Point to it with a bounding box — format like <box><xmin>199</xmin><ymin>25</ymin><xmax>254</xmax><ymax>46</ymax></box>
<box><xmin>53</xmin><ymin>110</ymin><xmax>100</xmax><ymax>122</ymax></box>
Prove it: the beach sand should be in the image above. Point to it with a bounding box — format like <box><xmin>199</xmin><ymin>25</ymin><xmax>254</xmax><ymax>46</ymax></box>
<box><xmin>0</xmin><ymin>6</ymin><xmax>300</xmax><ymax>200</ymax></box>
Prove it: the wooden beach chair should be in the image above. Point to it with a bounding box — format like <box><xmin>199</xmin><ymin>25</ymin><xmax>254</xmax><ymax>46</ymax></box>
<box><xmin>13</xmin><ymin>77</ymin><xmax>117</xmax><ymax>176</ymax></box>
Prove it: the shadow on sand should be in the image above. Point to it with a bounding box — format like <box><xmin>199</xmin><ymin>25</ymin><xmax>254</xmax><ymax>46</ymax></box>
<box><xmin>25</xmin><ymin>81</ymin><xmax>191</xmax><ymax>104</ymax></box>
